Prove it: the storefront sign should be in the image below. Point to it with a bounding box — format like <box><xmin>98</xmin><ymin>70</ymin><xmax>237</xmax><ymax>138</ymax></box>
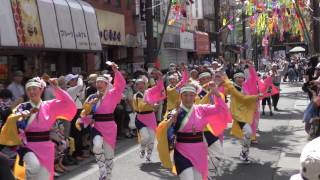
<box><xmin>11</xmin><ymin>0</ymin><xmax>44</xmax><ymax>47</ymax></box>
<box><xmin>195</xmin><ymin>31</ymin><xmax>209</xmax><ymax>54</ymax></box>
<box><xmin>37</xmin><ymin>0</ymin><xmax>61</xmax><ymax>48</ymax></box>
<box><xmin>67</xmin><ymin>0</ymin><xmax>89</xmax><ymax>50</ymax></box>
<box><xmin>54</xmin><ymin>0</ymin><xmax>76</xmax><ymax>49</ymax></box>
<box><xmin>0</xmin><ymin>0</ymin><xmax>101</xmax><ymax>51</ymax></box>
<box><xmin>96</xmin><ymin>9</ymin><xmax>125</xmax><ymax>46</ymax></box>
<box><xmin>78</xmin><ymin>1</ymin><xmax>102</xmax><ymax>50</ymax></box>
<box><xmin>0</xmin><ymin>0</ymin><xmax>18</xmax><ymax>47</ymax></box>
<box><xmin>180</xmin><ymin>32</ymin><xmax>194</xmax><ymax>50</ymax></box>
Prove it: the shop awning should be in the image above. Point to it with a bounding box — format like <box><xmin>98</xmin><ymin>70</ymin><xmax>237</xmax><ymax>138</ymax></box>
<box><xmin>0</xmin><ymin>0</ymin><xmax>101</xmax><ymax>51</ymax></box>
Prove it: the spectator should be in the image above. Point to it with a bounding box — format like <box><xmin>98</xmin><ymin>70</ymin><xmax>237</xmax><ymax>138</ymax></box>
<box><xmin>43</xmin><ymin>74</ymin><xmax>56</xmax><ymax>101</ymax></box>
<box><xmin>123</xmin><ymin>79</ymin><xmax>135</xmax><ymax>138</ymax></box>
<box><xmin>270</xmin><ymin>63</ymin><xmax>281</xmax><ymax>111</ymax></box>
<box><xmin>0</xmin><ymin>89</ymin><xmax>14</xmax><ymax>130</ymax></box>
<box><xmin>65</xmin><ymin>74</ymin><xmax>87</xmax><ymax>161</ymax></box>
<box><xmin>7</xmin><ymin>70</ymin><xmax>25</xmax><ymax>101</ymax></box>
<box><xmin>85</xmin><ymin>74</ymin><xmax>98</xmax><ymax>98</ymax></box>
<box><xmin>50</xmin><ymin>121</ymin><xmax>70</xmax><ymax>176</ymax></box>
<box><xmin>290</xmin><ymin>137</ymin><xmax>320</xmax><ymax>180</ymax></box>
<box><xmin>261</xmin><ymin>74</ymin><xmax>273</xmax><ymax>116</ymax></box>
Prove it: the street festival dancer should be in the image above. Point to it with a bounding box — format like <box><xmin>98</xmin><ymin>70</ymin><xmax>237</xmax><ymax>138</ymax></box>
<box><xmin>77</xmin><ymin>62</ymin><xmax>126</xmax><ymax>180</ymax></box>
<box><xmin>133</xmin><ymin>70</ymin><xmax>166</xmax><ymax>162</ymax></box>
<box><xmin>0</xmin><ymin>77</ymin><xmax>76</xmax><ymax>180</ymax></box>
<box><xmin>158</xmin><ymin>83</ymin><xmax>231</xmax><ymax>180</ymax></box>
<box><xmin>218</xmin><ymin>67</ymin><xmax>257</xmax><ymax>164</ymax></box>
<box><xmin>196</xmin><ymin>71</ymin><xmax>227</xmax><ymax>180</ymax></box>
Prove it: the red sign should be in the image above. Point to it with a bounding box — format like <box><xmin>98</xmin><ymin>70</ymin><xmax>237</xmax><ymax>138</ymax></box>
<box><xmin>195</xmin><ymin>31</ymin><xmax>209</xmax><ymax>54</ymax></box>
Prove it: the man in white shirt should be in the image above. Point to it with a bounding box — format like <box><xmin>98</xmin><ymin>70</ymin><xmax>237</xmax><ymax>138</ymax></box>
<box><xmin>65</xmin><ymin>74</ymin><xmax>87</xmax><ymax>160</ymax></box>
<box><xmin>7</xmin><ymin>71</ymin><xmax>25</xmax><ymax>101</ymax></box>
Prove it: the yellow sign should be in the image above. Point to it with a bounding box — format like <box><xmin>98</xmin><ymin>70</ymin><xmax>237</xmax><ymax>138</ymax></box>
<box><xmin>95</xmin><ymin>9</ymin><xmax>125</xmax><ymax>46</ymax></box>
<box><xmin>11</xmin><ymin>0</ymin><xmax>44</xmax><ymax>47</ymax></box>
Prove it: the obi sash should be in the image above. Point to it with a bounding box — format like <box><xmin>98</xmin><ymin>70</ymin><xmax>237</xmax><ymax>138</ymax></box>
<box><xmin>93</xmin><ymin>113</ymin><xmax>114</xmax><ymax>122</ymax></box>
<box><xmin>26</xmin><ymin>131</ymin><xmax>50</xmax><ymax>142</ymax></box>
<box><xmin>176</xmin><ymin>132</ymin><xmax>203</xmax><ymax>143</ymax></box>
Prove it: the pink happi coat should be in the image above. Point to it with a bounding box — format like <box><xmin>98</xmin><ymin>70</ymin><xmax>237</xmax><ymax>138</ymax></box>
<box><xmin>243</xmin><ymin>66</ymin><xmax>275</xmax><ymax>97</ymax></box>
<box><xmin>93</xmin><ymin>71</ymin><xmax>126</xmax><ymax>150</ymax></box>
<box><xmin>176</xmin><ymin>97</ymin><xmax>232</xmax><ymax>179</ymax></box>
<box><xmin>137</xmin><ymin>80</ymin><xmax>165</xmax><ymax>131</ymax></box>
<box><xmin>242</xmin><ymin>66</ymin><xmax>273</xmax><ymax>137</ymax></box>
<box><xmin>144</xmin><ymin>79</ymin><xmax>166</xmax><ymax>104</ymax></box>
<box><xmin>24</xmin><ymin>87</ymin><xmax>76</xmax><ymax>180</ymax></box>
<box><xmin>176</xmin><ymin>68</ymin><xmax>189</xmax><ymax>89</ymax></box>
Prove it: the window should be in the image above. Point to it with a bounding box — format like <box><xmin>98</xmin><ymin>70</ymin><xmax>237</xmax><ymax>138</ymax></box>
<box><xmin>115</xmin><ymin>0</ymin><xmax>121</xmax><ymax>8</ymax></box>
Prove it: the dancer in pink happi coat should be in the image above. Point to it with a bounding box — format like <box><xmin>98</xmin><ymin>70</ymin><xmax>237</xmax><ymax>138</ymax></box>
<box><xmin>168</xmin><ymin>83</ymin><xmax>231</xmax><ymax>180</ymax></box>
<box><xmin>78</xmin><ymin>62</ymin><xmax>126</xmax><ymax>180</ymax></box>
<box><xmin>0</xmin><ymin>77</ymin><xmax>76</xmax><ymax>180</ymax></box>
<box><xmin>133</xmin><ymin>70</ymin><xmax>166</xmax><ymax>162</ymax></box>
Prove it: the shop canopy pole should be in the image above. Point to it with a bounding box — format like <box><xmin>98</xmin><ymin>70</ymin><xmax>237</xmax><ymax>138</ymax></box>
<box><xmin>156</xmin><ymin>0</ymin><xmax>173</xmax><ymax>58</ymax></box>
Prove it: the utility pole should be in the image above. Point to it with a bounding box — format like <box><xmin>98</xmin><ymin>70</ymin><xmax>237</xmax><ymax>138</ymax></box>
<box><xmin>145</xmin><ymin>0</ymin><xmax>154</xmax><ymax>67</ymax></box>
<box><xmin>313</xmin><ymin>0</ymin><xmax>320</xmax><ymax>53</ymax></box>
<box><xmin>156</xmin><ymin>0</ymin><xmax>172</xmax><ymax>57</ymax></box>
<box><xmin>242</xmin><ymin>1</ymin><xmax>246</xmax><ymax>59</ymax></box>
<box><xmin>214</xmin><ymin>0</ymin><xmax>220</xmax><ymax>58</ymax></box>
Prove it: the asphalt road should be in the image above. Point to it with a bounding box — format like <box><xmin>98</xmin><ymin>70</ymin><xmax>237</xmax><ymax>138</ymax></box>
<box><xmin>59</xmin><ymin>83</ymin><xmax>308</xmax><ymax>180</ymax></box>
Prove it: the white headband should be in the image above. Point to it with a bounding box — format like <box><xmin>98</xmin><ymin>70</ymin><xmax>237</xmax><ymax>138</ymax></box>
<box><xmin>234</xmin><ymin>72</ymin><xmax>245</xmax><ymax>79</ymax></box>
<box><xmin>180</xmin><ymin>85</ymin><xmax>196</xmax><ymax>94</ymax></box>
<box><xmin>199</xmin><ymin>72</ymin><xmax>211</xmax><ymax>79</ymax></box>
<box><xmin>25</xmin><ymin>77</ymin><xmax>46</xmax><ymax>89</ymax></box>
<box><xmin>96</xmin><ymin>74</ymin><xmax>112</xmax><ymax>83</ymax></box>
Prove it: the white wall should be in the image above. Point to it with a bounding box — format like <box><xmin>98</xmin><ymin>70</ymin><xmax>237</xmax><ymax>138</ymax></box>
<box><xmin>191</xmin><ymin>0</ymin><xmax>203</xmax><ymax>19</ymax></box>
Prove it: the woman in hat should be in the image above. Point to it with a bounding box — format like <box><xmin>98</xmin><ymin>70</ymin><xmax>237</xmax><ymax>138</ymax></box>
<box><xmin>77</xmin><ymin>62</ymin><xmax>126</xmax><ymax>180</ymax></box>
<box><xmin>159</xmin><ymin>83</ymin><xmax>231</xmax><ymax>180</ymax></box>
<box><xmin>0</xmin><ymin>76</ymin><xmax>77</xmax><ymax>180</ymax></box>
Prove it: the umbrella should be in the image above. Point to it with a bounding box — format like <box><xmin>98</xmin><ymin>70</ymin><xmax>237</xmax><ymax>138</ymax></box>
<box><xmin>289</xmin><ymin>46</ymin><xmax>306</xmax><ymax>53</ymax></box>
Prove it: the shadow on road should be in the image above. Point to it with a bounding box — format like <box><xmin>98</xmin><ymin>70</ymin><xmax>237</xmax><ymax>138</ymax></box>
<box><xmin>139</xmin><ymin>162</ymin><xmax>178</xmax><ymax>180</ymax></box>
<box><xmin>219</xmin><ymin>161</ymin><xmax>277</xmax><ymax>180</ymax></box>
<box><xmin>260</xmin><ymin>109</ymin><xmax>304</xmax><ymax>121</ymax></box>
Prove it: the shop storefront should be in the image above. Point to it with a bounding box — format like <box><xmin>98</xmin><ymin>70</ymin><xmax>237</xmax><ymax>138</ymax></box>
<box><xmin>94</xmin><ymin>9</ymin><xmax>126</xmax><ymax>71</ymax></box>
<box><xmin>0</xmin><ymin>0</ymin><xmax>101</xmax><ymax>81</ymax></box>
<box><xmin>195</xmin><ymin>31</ymin><xmax>210</xmax><ymax>61</ymax></box>
<box><xmin>180</xmin><ymin>31</ymin><xmax>195</xmax><ymax>64</ymax></box>
<box><xmin>159</xmin><ymin>26</ymin><xmax>189</xmax><ymax>70</ymax></box>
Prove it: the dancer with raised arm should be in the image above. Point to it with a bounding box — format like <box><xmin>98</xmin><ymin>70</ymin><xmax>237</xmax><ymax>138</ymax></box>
<box><xmin>77</xmin><ymin>62</ymin><xmax>126</xmax><ymax>180</ymax></box>
<box><xmin>0</xmin><ymin>76</ymin><xmax>76</xmax><ymax>180</ymax></box>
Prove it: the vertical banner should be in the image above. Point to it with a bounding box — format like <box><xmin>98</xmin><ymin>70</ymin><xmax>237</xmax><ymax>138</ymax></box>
<box><xmin>37</xmin><ymin>0</ymin><xmax>61</xmax><ymax>48</ymax></box>
<box><xmin>78</xmin><ymin>1</ymin><xmax>102</xmax><ymax>51</ymax></box>
<box><xmin>11</xmin><ymin>0</ymin><xmax>44</xmax><ymax>47</ymax></box>
<box><xmin>53</xmin><ymin>0</ymin><xmax>76</xmax><ymax>49</ymax></box>
<box><xmin>0</xmin><ymin>0</ymin><xmax>18</xmax><ymax>47</ymax></box>
<box><xmin>67</xmin><ymin>0</ymin><xmax>89</xmax><ymax>50</ymax></box>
